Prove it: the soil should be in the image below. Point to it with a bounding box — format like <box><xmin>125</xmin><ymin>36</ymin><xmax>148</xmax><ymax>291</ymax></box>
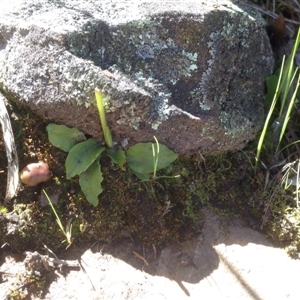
<box><xmin>1</xmin><ymin>209</ymin><xmax>300</xmax><ymax>299</ymax></box>
<box><xmin>0</xmin><ymin>95</ymin><xmax>300</xmax><ymax>299</ymax></box>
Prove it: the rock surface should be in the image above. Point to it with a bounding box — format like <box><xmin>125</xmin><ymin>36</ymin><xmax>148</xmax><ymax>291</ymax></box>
<box><xmin>1</xmin><ymin>209</ymin><xmax>300</xmax><ymax>299</ymax></box>
<box><xmin>0</xmin><ymin>0</ymin><xmax>274</xmax><ymax>154</ymax></box>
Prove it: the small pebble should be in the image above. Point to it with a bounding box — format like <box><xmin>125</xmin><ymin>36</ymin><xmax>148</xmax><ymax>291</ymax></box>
<box><xmin>179</xmin><ymin>253</ymin><xmax>193</xmax><ymax>266</ymax></box>
<box><xmin>177</xmin><ymin>252</ymin><xmax>198</xmax><ymax>269</ymax></box>
<box><xmin>20</xmin><ymin>162</ymin><xmax>52</xmax><ymax>186</ymax></box>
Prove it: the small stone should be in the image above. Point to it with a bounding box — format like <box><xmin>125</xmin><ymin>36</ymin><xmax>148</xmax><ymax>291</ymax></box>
<box><xmin>20</xmin><ymin>162</ymin><xmax>52</xmax><ymax>186</ymax></box>
<box><xmin>177</xmin><ymin>252</ymin><xmax>198</xmax><ymax>269</ymax></box>
<box><xmin>179</xmin><ymin>253</ymin><xmax>193</xmax><ymax>266</ymax></box>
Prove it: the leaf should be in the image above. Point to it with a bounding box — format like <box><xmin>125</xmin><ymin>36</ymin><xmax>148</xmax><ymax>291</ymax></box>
<box><xmin>107</xmin><ymin>148</ymin><xmax>126</xmax><ymax>170</ymax></box>
<box><xmin>126</xmin><ymin>142</ymin><xmax>178</xmax><ymax>175</ymax></box>
<box><xmin>79</xmin><ymin>160</ymin><xmax>103</xmax><ymax>206</ymax></box>
<box><xmin>46</xmin><ymin>123</ymin><xmax>86</xmax><ymax>152</ymax></box>
<box><xmin>267</xmin><ymin>12</ymin><xmax>286</xmax><ymax>47</ymax></box>
<box><xmin>132</xmin><ymin>172</ymin><xmax>150</xmax><ymax>181</ymax></box>
<box><xmin>66</xmin><ymin>139</ymin><xmax>105</xmax><ymax>179</ymax></box>
<box><xmin>264</xmin><ymin>70</ymin><xmax>280</xmax><ymax>108</ymax></box>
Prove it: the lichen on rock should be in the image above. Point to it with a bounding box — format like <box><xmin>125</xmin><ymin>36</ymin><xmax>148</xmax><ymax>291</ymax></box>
<box><xmin>0</xmin><ymin>0</ymin><xmax>274</xmax><ymax>154</ymax></box>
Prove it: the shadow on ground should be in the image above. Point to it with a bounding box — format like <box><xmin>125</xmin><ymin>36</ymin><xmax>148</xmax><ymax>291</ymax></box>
<box><xmin>1</xmin><ymin>208</ymin><xmax>300</xmax><ymax>299</ymax></box>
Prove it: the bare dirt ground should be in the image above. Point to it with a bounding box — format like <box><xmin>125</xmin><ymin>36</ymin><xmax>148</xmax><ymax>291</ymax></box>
<box><xmin>1</xmin><ymin>209</ymin><xmax>300</xmax><ymax>300</ymax></box>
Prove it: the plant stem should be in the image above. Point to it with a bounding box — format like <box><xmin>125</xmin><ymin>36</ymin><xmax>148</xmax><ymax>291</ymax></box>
<box><xmin>152</xmin><ymin>136</ymin><xmax>159</xmax><ymax>179</ymax></box>
<box><xmin>95</xmin><ymin>88</ymin><xmax>113</xmax><ymax>148</ymax></box>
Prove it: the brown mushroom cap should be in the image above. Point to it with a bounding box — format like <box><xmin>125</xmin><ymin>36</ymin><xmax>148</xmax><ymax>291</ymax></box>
<box><xmin>20</xmin><ymin>162</ymin><xmax>52</xmax><ymax>186</ymax></box>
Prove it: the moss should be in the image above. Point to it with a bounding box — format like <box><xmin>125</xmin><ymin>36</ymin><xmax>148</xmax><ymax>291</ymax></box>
<box><xmin>1</xmin><ymin>97</ymin><xmax>300</xmax><ymax>257</ymax></box>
